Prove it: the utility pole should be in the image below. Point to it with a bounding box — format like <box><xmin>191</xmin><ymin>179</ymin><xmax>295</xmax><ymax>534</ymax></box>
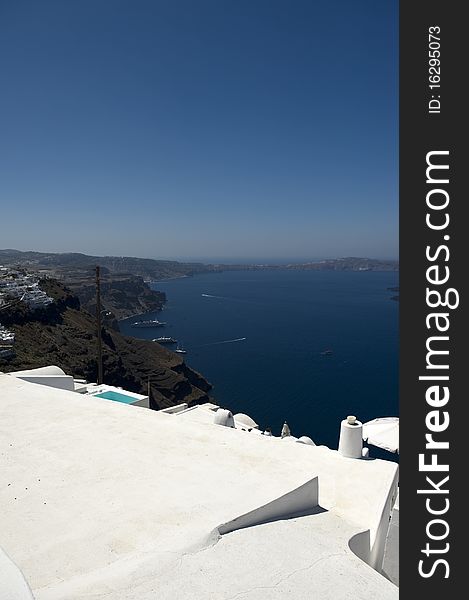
<box><xmin>96</xmin><ymin>265</ymin><xmax>104</xmax><ymax>385</ymax></box>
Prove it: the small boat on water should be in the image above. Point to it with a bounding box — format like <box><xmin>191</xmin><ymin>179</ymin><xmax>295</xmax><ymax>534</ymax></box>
<box><xmin>131</xmin><ymin>319</ymin><xmax>166</xmax><ymax>328</ymax></box>
<box><xmin>175</xmin><ymin>342</ymin><xmax>187</xmax><ymax>354</ymax></box>
<box><xmin>320</xmin><ymin>349</ymin><xmax>333</xmax><ymax>356</ymax></box>
<box><xmin>153</xmin><ymin>337</ymin><xmax>177</xmax><ymax>344</ymax></box>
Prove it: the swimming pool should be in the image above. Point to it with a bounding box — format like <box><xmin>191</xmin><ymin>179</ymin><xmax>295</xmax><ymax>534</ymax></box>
<box><xmin>94</xmin><ymin>390</ymin><xmax>137</xmax><ymax>404</ymax></box>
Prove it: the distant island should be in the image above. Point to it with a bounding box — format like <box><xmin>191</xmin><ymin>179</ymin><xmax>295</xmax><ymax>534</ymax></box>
<box><xmin>0</xmin><ymin>249</ymin><xmax>398</xmax><ymax>280</ymax></box>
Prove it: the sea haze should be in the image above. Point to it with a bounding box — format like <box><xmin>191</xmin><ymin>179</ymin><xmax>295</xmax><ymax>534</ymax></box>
<box><xmin>120</xmin><ymin>270</ymin><xmax>398</xmax><ymax>452</ymax></box>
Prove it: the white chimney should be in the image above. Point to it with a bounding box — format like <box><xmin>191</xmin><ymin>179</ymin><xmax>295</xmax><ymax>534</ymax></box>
<box><xmin>338</xmin><ymin>415</ymin><xmax>363</xmax><ymax>458</ymax></box>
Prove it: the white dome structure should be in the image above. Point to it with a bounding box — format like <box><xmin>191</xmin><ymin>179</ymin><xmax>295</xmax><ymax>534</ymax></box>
<box><xmin>213</xmin><ymin>409</ymin><xmax>235</xmax><ymax>428</ymax></box>
<box><xmin>296</xmin><ymin>436</ymin><xmax>316</xmax><ymax>446</ymax></box>
<box><xmin>233</xmin><ymin>413</ymin><xmax>258</xmax><ymax>429</ymax></box>
<box><xmin>9</xmin><ymin>365</ymin><xmax>66</xmax><ymax>377</ymax></box>
<box><xmin>7</xmin><ymin>365</ymin><xmax>74</xmax><ymax>392</ymax></box>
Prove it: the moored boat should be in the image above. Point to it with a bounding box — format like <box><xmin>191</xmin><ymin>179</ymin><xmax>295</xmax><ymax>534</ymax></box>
<box><xmin>131</xmin><ymin>319</ymin><xmax>166</xmax><ymax>328</ymax></box>
<box><xmin>153</xmin><ymin>336</ymin><xmax>177</xmax><ymax>344</ymax></box>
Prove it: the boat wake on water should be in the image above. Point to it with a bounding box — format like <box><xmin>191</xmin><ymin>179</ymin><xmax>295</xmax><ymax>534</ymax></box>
<box><xmin>200</xmin><ymin>337</ymin><xmax>247</xmax><ymax>347</ymax></box>
<box><xmin>201</xmin><ymin>293</ymin><xmax>227</xmax><ymax>299</ymax></box>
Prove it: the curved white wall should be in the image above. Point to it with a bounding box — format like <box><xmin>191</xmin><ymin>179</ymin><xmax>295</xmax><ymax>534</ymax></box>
<box><xmin>0</xmin><ymin>547</ymin><xmax>35</xmax><ymax>600</ymax></box>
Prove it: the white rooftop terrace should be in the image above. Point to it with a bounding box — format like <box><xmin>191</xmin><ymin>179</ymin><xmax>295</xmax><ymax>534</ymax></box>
<box><xmin>6</xmin><ymin>367</ymin><xmax>149</xmax><ymax>404</ymax></box>
<box><xmin>0</xmin><ymin>374</ymin><xmax>398</xmax><ymax>600</ymax></box>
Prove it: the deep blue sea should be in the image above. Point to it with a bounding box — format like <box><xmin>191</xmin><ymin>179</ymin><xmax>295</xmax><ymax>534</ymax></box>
<box><xmin>120</xmin><ymin>270</ymin><xmax>398</xmax><ymax>453</ymax></box>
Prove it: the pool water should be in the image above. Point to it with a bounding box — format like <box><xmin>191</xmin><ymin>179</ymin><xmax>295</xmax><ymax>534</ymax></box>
<box><xmin>94</xmin><ymin>391</ymin><xmax>136</xmax><ymax>404</ymax></box>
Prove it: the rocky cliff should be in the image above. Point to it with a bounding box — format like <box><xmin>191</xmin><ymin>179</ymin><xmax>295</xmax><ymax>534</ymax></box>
<box><xmin>1</xmin><ymin>248</ymin><xmax>399</xmax><ymax>277</ymax></box>
<box><xmin>65</xmin><ymin>271</ymin><xmax>167</xmax><ymax>321</ymax></box>
<box><xmin>0</xmin><ymin>279</ymin><xmax>212</xmax><ymax>409</ymax></box>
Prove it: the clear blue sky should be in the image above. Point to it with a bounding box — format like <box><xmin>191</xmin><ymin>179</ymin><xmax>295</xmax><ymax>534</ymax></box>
<box><xmin>0</xmin><ymin>0</ymin><xmax>398</xmax><ymax>262</ymax></box>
